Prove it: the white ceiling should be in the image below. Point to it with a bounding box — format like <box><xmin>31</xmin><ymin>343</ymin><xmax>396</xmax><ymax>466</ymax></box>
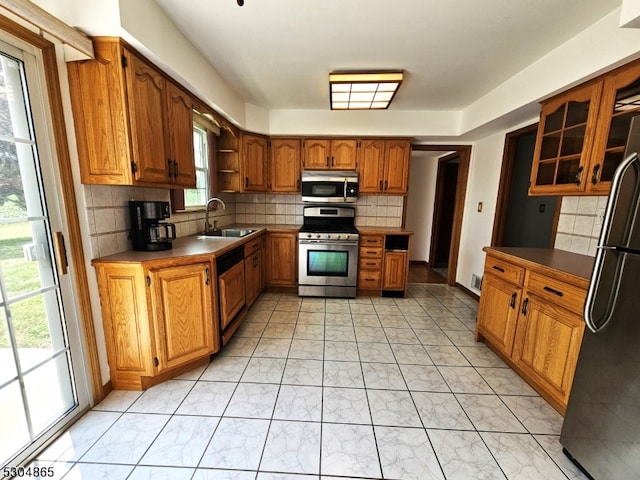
<box><xmin>153</xmin><ymin>0</ymin><xmax>620</xmax><ymax>113</ymax></box>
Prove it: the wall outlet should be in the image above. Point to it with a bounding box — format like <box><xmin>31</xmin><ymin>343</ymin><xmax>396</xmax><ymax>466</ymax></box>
<box><xmin>471</xmin><ymin>273</ymin><xmax>483</xmax><ymax>291</ymax></box>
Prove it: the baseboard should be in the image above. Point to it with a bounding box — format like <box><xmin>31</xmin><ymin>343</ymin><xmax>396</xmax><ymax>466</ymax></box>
<box><xmin>455</xmin><ymin>282</ymin><xmax>480</xmax><ymax>301</ymax></box>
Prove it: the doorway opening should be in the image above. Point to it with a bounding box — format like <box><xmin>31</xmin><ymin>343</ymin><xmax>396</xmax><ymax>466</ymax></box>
<box><xmin>492</xmin><ymin>124</ymin><xmax>560</xmax><ymax>247</ymax></box>
<box><xmin>406</xmin><ymin>145</ymin><xmax>471</xmax><ymax>286</ymax></box>
<box><xmin>429</xmin><ymin>152</ymin><xmax>460</xmax><ymax>279</ymax></box>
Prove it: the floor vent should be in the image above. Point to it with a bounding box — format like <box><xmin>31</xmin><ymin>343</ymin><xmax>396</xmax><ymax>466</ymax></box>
<box><xmin>471</xmin><ymin>273</ymin><xmax>483</xmax><ymax>291</ymax></box>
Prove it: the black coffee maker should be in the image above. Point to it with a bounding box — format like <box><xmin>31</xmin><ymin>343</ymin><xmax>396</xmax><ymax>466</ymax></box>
<box><xmin>129</xmin><ymin>201</ymin><xmax>176</xmax><ymax>251</ymax></box>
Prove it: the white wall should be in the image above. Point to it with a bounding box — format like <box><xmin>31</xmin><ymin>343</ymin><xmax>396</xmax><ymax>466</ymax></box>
<box><xmin>457</xmin><ymin>119</ymin><xmax>537</xmax><ymax>294</ymax></box>
<box><xmin>405</xmin><ymin>152</ymin><xmax>440</xmax><ymax>261</ymax></box>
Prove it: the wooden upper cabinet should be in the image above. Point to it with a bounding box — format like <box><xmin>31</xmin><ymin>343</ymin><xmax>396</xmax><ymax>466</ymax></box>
<box><xmin>270</xmin><ymin>138</ymin><xmax>301</xmax><ymax>192</ymax></box>
<box><xmin>357</xmin><ymin>138</ymin><xmax>411</xmax><ymax>194</ymax></box>
<box><xmin>302</xmin><ymin>138</ymin><xmax>357</xmax><ymax>170</ymax></box>
<box><xmin>67</xmin><ymin>40</ymin><xmax>133</xmax><ymax>185</ymax></box>
<box><xmin>303</xmin><ymin>139</ymin><xmax>331</xmax><ymax>169</ymax></box>
<box><xmin>529</xmin><ymin>81</ymin><xmax>603</xmax><ymax>196</ymax></box>
<box><xmin>384</xmin><ymin>139</ymin><xmax>411</xmax><ymax>193</ymax></box>
<box><xmin>67</xmin><ymin>38</ymin><xmax>196</xmax><ymax>188</ymax></box>
<box><xmin>240</xmin><ymin>133</ymin><xmax>268</xmax><ymax>192</ymax></box>
<box><xmin>530</xmin><ymin>58</ymin><xmax>640</xmax><ymax>196</ymax></box>
<box><xmin>331</xmin><ymin>139</ymin><xmax>358</xmax><ymax>169</ymax></box>
<box><xmin>358</xmin><ymin>139</ymin><xmax>385</xmax><ymax>193</ymax></box>
<box><xmin>589</xmin><ymin>60</ymin><xmax>640</xmax><ymax>194</ymax></box>
<box><xmin>165</xmin><ymin>82</ymin><xmax>196</xmax><ymax>187</ymax></box>
<box><xmin>124</xmin><ymin>51</ymin><xmax>169</xmax><ymax>184</ymax></box>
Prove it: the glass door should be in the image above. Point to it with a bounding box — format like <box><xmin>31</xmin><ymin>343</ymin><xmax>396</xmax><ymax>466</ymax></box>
<box><xmin>0</xmin><ymin>38</ymin><xmax>88</xmax><ymax>468</ymax></box>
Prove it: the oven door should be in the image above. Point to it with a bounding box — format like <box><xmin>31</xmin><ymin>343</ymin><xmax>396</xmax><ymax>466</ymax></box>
<box><xmin>298</xmin><ymin>239</ymin><xmax>358</xmax><ymax>287</ymax></box>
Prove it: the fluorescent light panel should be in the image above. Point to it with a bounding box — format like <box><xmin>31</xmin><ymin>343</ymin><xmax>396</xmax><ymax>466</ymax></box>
<box><xmin>329</xmin><ymin>71</ymin><xmax>403</xmax><ymax>110</ymax></box>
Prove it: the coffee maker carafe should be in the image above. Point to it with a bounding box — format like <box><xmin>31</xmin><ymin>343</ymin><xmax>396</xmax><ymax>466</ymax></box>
<box><xmin>129</xmin><ymin>201</ymin><xmax>176</xmax><ymax>251</ymax></box>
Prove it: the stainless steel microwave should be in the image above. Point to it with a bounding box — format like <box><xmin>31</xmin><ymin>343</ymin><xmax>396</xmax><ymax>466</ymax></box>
<box><xmin>301</xmin><ymin>171</ymin><xmax>358</xmax><ymax>203</ymax></box>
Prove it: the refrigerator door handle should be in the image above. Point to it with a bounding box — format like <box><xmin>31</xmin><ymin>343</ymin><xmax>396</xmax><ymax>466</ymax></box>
<box><xmin>585</xmin><ymin>247</ymin><xmax>625</xmax><ymax>333</ymax></box>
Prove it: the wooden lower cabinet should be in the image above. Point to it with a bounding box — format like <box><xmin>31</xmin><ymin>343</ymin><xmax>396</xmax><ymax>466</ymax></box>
<box><xmin>512</xmin><ymin>294</ymin><xmax>585</xmax><ymax>411</ymax></box>
<box><xmin>475</xmin><ymin>273</ymin><xmax>522</xmax><ymax>357</ymax></box>
<box><xmin>358</xmin><ymin>234</ymin><xmax>384</xmax><ymax>292</ymax></box>
<box><xmin>475</xmin><ymin>248</ymin><xmax>587</xmax><ymax>414</ymax></box>
<box><xmin>357</xmin><ymin>231</ymin><xmax>411</xmax><ymax>297</ymax></box>
<box><xmin>382</xmin><ymin>251</ymin><xmax>408</xmax><ymax>291</ymax></box>
<box><xmin>218</xmin><ymin>261</ymin><xmax>246</xmax><ymax>331</ymax></box>
<box><xmin>265</xmin><ymin>230</ymin><xmax>298</xmax><ymax>287</ymax></box>
<box><xmin>244</xmin><ymin>235</ymin><xmax>264</xmax><ymax>308</ymax></box>
<box><xmin>94</xmin><ymin>257</ymin><xmax>218</xmax><ymax>390</ymax></box>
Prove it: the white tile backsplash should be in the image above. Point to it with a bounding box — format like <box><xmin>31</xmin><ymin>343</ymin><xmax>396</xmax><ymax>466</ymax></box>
<box><xmin>554</xmin><ymin>195</ymin><xmax>606</xmax><ymax>257</ymax></box>
<box><xmin>86</xmin><ymin>186</ymin><xmax>405</xmax><ymax>258</ymax></box>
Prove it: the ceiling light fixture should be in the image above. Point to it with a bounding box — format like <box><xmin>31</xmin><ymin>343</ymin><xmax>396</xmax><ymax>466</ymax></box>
<box><xmin>329</xmin><ymin>71</ymin><xmax>403</xmax><ymax>110</ymax></box>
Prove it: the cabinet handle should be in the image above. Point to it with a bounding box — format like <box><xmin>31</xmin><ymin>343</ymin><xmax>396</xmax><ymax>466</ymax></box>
<box><xmin>509</xmin><ymin>292</ymin><xmax>517</xmax><ymax>309</ymax></box>
<box><xmin>326</xmin><ymin>156</ymin><xmax>330</xmax><ymax>166</ymax></box>
<box><xmin>384</xmin><ymin>180</ymin><xmax>388</xmax><ymax>190</ymax></box>
<box><xmin>331</xmin><ymin>156</ymin><xmax>335</xmax><ymax>166</ymax></box>
<box><xmin>379</xmin><ymin>180</ymin><xmax>383</xmax><ymax>191</ymax></box>
<box><xmin>365</xmin><ymin>278</ymin><xmax>375</xmax><ymax>282</ymax></box>
<box><xmin>245</xmin><ymin>177</ymin><xmax>249</xmax><ymax>188</ymax></box>
<box><xmin>543</xmin><ymin>285</ymin><xmax>564</xmax><ymax>297</ymax></box>
<box><xmin>591</xmin><ymin>164</ymin><xmax>600</xmax><ymax>185</ymax></box>
<box><xmin>492</xmin><ymin>265</ymin><xmax>505</xmax><ymax>273</ymax></box>
<box><xmin>366</xmin><ymin>239</ymin><xmax>378</xmax><ymax>243</ymax></box>
<box><xmin>167</xmin><ymin>159</ymin><xmax>173</xmax><ymax>180</ymax></box>
<box><xmin>521</xmin><ymin>297</ymin><xmax>529</xmax><ymax>315</ymax></box>
<box><xmin>366</xmin><ymin>250</ymin><xmax>377</xmax><ymax>254</ymax></box>
<box><xmin>365</xmin><ymin>262</ymin><xmax>377</xmax><ymax>266</ymax></box>
<box><xmin>146</xmin><ymin>275</ymin><xmax>151</xmax><ymax>287</ymax></box>
<box><xmin>296</xmin><ymin>178</ymin><xmax>300</xmax><ymax>190</ymax></box>
<box><xmin>574</xmin><ymin>166</ymin><xmax>584</xmax><ymax>186</ymax></box>
<box><xmin>205</xmin><ymin>267</ymin><xmax>210</xmax><ymax>285</ymax></box>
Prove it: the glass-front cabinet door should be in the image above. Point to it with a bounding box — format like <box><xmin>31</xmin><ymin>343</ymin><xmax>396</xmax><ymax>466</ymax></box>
<box><xmin>589</xmin><ymin>61</ymin><xmax>640</xmax><ymax>194</ymax></box>
<box><xmin>529</xmin><ymin>81</ymin><xmax>603</xmax><ymax>195</ymax></box>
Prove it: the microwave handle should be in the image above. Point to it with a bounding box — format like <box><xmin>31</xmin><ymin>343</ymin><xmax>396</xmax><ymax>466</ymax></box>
<box><xmin>344</xmin><ymin>178</ymin><xmax>347</xmax><ymax>202</ymax></box>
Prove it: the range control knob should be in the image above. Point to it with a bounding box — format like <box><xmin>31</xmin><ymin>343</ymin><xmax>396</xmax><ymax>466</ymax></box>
<box><xmin>316</xmin><ymin>234</ymin><xmax>321</xmax><ymax>239</ymax></box>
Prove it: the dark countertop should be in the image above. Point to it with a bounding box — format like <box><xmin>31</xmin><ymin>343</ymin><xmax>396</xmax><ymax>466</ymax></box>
<box><xmin>93</xmin><ymin>224</ymin><xmax>300</xmax><ymax>265</ymax></box>
<box><xmin>357</xmin><ymin>227</ymin><xmax>413</xmax><ymax>235</ymax></box>
<box><xmin>483</xmin><ymin>246</ymin><xmax>595</xmax><ymax>284</ymax></box>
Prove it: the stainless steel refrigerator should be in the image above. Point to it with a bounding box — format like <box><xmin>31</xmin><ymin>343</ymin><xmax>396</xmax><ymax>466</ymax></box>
<box><xmin>560</xmin><ymin>117</ymin><xmax>640</xmax><ymax>479</ymax></box>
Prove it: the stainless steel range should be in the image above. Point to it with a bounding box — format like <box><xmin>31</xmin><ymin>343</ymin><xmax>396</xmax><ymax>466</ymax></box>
<box><xmin>298</xmin><ymin>206</ymin><xmax>359</xmax><ymax>298</ymax></box>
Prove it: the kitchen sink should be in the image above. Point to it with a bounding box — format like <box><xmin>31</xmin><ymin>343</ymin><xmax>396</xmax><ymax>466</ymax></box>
<box><xmin>199</xmin><ymin>228</ymin><xmax>257</xmax><ymax>238</ymax></box>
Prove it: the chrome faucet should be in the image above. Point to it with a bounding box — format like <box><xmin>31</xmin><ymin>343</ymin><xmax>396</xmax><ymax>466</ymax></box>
<box><xmin>204</xmin><ymin>197</ymin><xmax>226</xmax><ymax>234</ymax></box>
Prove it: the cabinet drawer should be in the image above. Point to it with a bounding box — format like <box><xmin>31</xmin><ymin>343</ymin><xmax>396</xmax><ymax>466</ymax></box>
<box><xmin>360</xmin><ymin>235</ymin><xmax>384</xmax><ymax>247</ymax></box>
<box><xmin>360</xmin><ymin>246</ymin><xmax>383</xmax><ymax>259</ymax></box>
<box><xmin>244</xmin><ymin>236</ymin><xmax>262</xmax><ymax>257</ymax></box>
<box><xmin>358</xmin><ymin>270</ymin><xmax>381</xmax><ymax>289</ymax></box>
<box><xmin>360</xmin><ymin>258</ymin><xmax>383</xmax><ymax>270</ymax></box>
<box><xmin>526</xmin><ymin>272</ymin><xmax>586</xmax><ymax>315</ymax></box>
<box><xmin>484</xmin><ymin>256</ymin><xmax>525</xmax><ymax>286</ymax></box>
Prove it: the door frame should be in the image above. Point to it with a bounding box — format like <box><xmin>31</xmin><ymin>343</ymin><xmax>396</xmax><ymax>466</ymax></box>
<box><xmin>428</xmin><ymin>152</ymin><xmax>459</xmax><ymax>271</ymax></box>
<box><xmin>491</xmin><ymin>123</ymin><xmax>561</xmax><ymax>247</ymax></box>
<box><xmin>0</xmin><ymin>16</ymin><xmax>103</xmax><ymax>402</ymax></box>
<box><xmin>411</xmin><ymin>144</ymin><xmax>471</xmax><ymax>286</ymax></box>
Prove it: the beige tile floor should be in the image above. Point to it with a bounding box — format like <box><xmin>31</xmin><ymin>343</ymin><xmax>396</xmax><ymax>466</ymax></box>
<box><xmin>33</xmin><ymin>284</ymin><xmax>590</xmax><ymax>479</ymax></box>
